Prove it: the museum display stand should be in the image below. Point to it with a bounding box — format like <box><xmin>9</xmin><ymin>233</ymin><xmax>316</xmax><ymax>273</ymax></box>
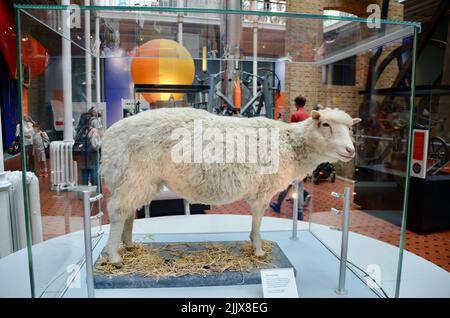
<box><xmin>3</xmin><ymin>3</ymin><xmax>448</xmax><ymax>299</ymax></box>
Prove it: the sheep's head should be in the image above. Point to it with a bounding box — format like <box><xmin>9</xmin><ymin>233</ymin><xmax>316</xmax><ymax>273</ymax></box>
<box><xmin>310</xmin><ymin>108</ymin><xmax>361</xmax><ymax>162</ymax></box>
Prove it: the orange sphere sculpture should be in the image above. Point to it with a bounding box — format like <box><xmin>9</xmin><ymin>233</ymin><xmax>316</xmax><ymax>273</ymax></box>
<box><xmin>130</xmin><ymin>39</ymin><xmax>195</xmax><ymax>104</ymax></box>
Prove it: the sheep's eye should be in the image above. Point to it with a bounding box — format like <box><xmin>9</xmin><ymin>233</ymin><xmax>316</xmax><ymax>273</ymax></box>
<box><xmin>322</xmin><ymin>123</ymin><xmax>330</xmax><ymax>127</ymax></box>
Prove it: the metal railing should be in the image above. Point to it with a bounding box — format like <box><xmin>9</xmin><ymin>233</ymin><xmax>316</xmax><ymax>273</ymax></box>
<box><xmin>82</xmin><ymin>191</ymin><xmax>104</xmax><ymax>298</ymax></box>
<box><xmin>330</xmin><ymin>188</ymin><xmax>351</xmax><ymax>295</ymax></box>
<box><xmin>290</xmin><ymin>179</ymin><xmax>301</xmax><ymax>240</ymax></box>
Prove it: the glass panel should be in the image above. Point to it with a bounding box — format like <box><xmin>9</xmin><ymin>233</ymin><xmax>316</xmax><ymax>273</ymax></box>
<box><xmin>400</xmin><ymin>15</ymin><xmax>450</xmax><ymax>296</ymax></box>
<box><xmin>16</xmin><ymin>9</ymin><xmax>104</xmax><ymax>297</ymax></box>
<box><xmin>11</xmin><ymin>4</ymin><xmax>420</xmax><ymax>298</ymax></box>
<box><xmin>309</xmin><ymin>28</ymin><xmax>416</xmax><ymax>297</ymax></box>
<box><xmin>352</xmin><ymin>36</ymin><xmax>414</xmax><ymax>297</ymax></box>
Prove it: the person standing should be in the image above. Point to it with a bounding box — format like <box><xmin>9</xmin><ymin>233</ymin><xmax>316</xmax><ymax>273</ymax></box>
<box><xmin>89</xmin><ymin>108</ymin><xmax>103</xmax><ymax>130</ymax></box>
<box><xmin>15</xmin><ymin>115</ymin><xmax>35</xmax><ymax>171</ymax></box>
<box><xmin>269</xmin><ymin>95</ymin><xmax>311</xmax><ymax>219</ymax></box>
<box><xmin>86</xmin><ymin>125</ymin><xmax>102</xmax><ymax>187</ymax></box>
<box><xmin>32</xmin><ymin>123</ymin><xmax>49</xmax><ymax>177</ymax></box>
<box><xmin>77</xmin><ymin>107</ymin><xmax>101</xmax><ymax>186</ymax></box>
<box><xmin>290</xmin><ymin>95</ymin><xmax>310</xmax><ymax>122</ymax></box>
<box><xmin>75</xmin><ymin>107</ymin><xmax>96</xmax><ymax>142</ymax></box>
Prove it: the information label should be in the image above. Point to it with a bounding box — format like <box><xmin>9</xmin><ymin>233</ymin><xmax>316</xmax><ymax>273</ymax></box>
<box><xmin>411</xmin><ymin>129</ymin><xmax>429</xmax><ymax>179</ymax></box>
<box><xmin>260</xmin><ymin>268</ymin><xmax>298</xmax><ymax>298</ymax></box>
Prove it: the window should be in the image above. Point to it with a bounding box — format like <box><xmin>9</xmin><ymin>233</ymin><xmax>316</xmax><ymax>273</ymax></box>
<box><xmin>323</xmin><ymin>55</ymin><xmax>356</xmax><ymax>86</ymax></box>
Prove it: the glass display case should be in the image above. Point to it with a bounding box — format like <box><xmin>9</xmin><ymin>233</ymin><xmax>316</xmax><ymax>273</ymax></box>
<box><xmin>2</xmin><ymin>3</ymin><xmax>422</xmax><ymax>298</ymax></box>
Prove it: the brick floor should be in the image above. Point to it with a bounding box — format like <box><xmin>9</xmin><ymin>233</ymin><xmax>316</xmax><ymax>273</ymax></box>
<box><xmin>4</xmin><ymin>156</ymin><xmax>450</xmax><ymax>272</ymax></box>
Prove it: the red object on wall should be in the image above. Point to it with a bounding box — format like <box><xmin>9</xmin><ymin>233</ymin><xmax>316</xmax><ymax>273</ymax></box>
<box><xmin>234</xmin><ymin>76</ymin><xmax>241</xmax><ymax>109</ymax></box>
<box><xmin>413</xmin><ymin>131</ymin><xmax>425</xmax><ymax>161</ymax></box>
<box><xmin>0</xmin><ymin>0</ymin><xmax>17</xmax><ymax>79</ymax></box>
<box><xmin>274</xmin><ymin>91</ymin><xmax>285</xmax><ymax>120</ymax></box>
<box><xmin>0</xmin><ymin>0</ymin><xmax>48</xmax><ymax>81</ymax></box>
<box><xmin>21</xmin><ymin>36</ymin><xmax>48</xmax><ymax>82</ymax></box>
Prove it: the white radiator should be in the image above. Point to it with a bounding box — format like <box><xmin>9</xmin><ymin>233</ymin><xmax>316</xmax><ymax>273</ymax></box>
<box><xmin>50</xmin><ymin>141</ymin><xmax>78</xmax><ymax>191</ymax></box>
<box><xmin>0</xmin><ymin>171</ymin><xmax>43</xmax><ymax>257</ymax></box>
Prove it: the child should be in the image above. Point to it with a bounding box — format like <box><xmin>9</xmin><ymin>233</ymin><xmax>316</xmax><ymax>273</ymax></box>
<box><xmin>32</xmin><ymin>123</ymin><xmax>49</xmax><ymax>177</ymax></box>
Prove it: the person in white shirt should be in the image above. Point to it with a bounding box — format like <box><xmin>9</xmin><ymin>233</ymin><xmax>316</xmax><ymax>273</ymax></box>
<box><xmin>15</xmin><ymin>115</ymin><xmax>35</xmax><ymax>171</ymax></box>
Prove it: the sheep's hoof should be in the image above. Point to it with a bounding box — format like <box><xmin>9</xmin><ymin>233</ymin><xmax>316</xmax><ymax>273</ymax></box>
<box><xmin>125</xmin><ymin>244</ymin><xmax>135</xmax><ymax>251</ymax></box>
<box><xmin>254</xmin><ymin>250</ymin><xmax>265</xmax><ymax>257</ymax></box>
<box><xmin>110</xmin><ymin>261</ymin><xmax>123</xmax><ymax>269</ymax></box>
<box><xmin>108</xmin><ymin>253</ymin><xmax>123</xmax><ymax>268</ymax></box>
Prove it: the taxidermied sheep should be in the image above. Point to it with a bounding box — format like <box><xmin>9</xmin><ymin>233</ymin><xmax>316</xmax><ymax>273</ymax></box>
<box><xmin>102</xmin><ymin>107</ymin><xmax>361</xmax><ymax>267</ymax></box>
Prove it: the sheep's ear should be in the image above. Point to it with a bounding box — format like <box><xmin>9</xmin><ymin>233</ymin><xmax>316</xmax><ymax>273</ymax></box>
<box><xmin>311</xmin><ymin>110</ymin><xmax>320</xmax><ymax>120</ymax></box>
<box><xmin>352</xmin><ymin>118</ymin><xmax>362</xmax><ymax>125</ymax></box>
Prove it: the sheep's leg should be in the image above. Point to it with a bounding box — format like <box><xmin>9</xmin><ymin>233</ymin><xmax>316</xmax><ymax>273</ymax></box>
<box><xmin>107</xmin><ymin>212</ymin><xmax>126</xmax><ymax>268</ymax></box>
<box><xmin>251</xmin><ymin>212</ymin><xmax>265</xmax><ymax>257</ymax></box>
<box><xmin>247</xmin><ymin>199</ymin><xmax>267</xmax><ymax>257</ymax></box>
<box><xmin>122</xmin><ymin>212</ymin><xmax>135</xmax><ymax>248</ymax></box>
<box><xmin>124</xmin><ymin>183</ymin><xmax>159</xmax><ymax>246</ymax></box>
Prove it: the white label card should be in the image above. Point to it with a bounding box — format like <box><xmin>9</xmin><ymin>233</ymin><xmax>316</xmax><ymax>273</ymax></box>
<box><xmin>260</xmin><ymin>268</ymin><xmax>298</xmax><ymax>298</ymax></box>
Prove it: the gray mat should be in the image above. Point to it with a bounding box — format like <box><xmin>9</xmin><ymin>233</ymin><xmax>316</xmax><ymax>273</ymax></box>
<box><xmin>93</xmin><ymin>241</ymin><xmax>294</xmax><ymax>289</ymax></box>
